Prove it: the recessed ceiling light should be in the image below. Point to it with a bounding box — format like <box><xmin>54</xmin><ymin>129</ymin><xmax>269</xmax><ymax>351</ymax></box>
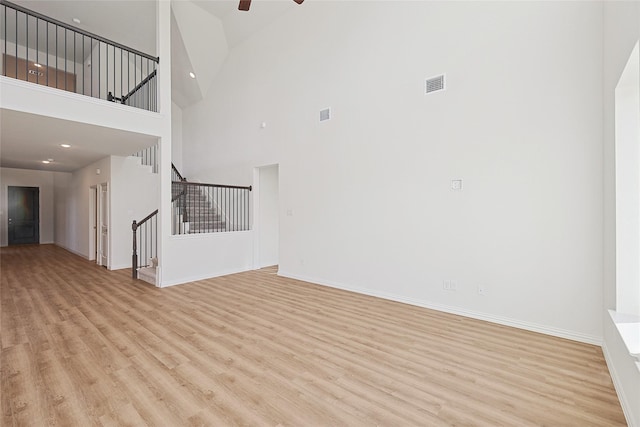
<box><xmin>33</xmin><ymin>63</ymin><xmax>42</xmax><ymax>68</ymax></box>
<box><xmin>42</xmin><ymin>160</ymin><xmax>51</xmax><ymax>164</ymax></box>
<box><xmin>72</xmin><ymin>17</ymin><xmax>81</xmax><ymax>24</ymax></box>
<box><xmin>189</xmin><ymin>72</ymin><xmax>196</xmax><ymax>79</ymax></box>
<box><xmin>60</xmin><ymin>144</ymin><xmax>71</xmax><ymax>148</ymax></box>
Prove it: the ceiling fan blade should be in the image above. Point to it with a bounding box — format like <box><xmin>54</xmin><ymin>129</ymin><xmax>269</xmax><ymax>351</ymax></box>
<box><xmin>239</xmin><ymin>0</ymin><xmax>251</xmax><ymax>11</ymax></box>
<box><xmin>293</xmin><ymin>0</ymin><xmax>304</xmax><ymax>4</ymax></box>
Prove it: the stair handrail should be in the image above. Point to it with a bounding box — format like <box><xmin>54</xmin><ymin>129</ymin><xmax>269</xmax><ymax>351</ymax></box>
<box><xmin>170</xmin><ymin>162</ymin><xmax>251</xmax><ymax>191</ymax></box>
<box><xmin>131</xmin><ymin>209</ymin><xmax>158</xmax><ymax>279</ymax></box>
<box><xmin>171</xmin><ymin>181</ymin><xmax>252</xmax><ymax>191</ymax></box>
<box><xmin>171</xmin><ymin>180</ymin><xmax>252</xmax><ymax>235</ymax></box>
<box><xmin>121</xmin><ymin>69</ymin><xmax>158</xmax><ymax>103</ymax></box>
<box><xmin>172</xmin><ymin>163</ymin><xmax>186</xmax><ymax>182</ymax></box>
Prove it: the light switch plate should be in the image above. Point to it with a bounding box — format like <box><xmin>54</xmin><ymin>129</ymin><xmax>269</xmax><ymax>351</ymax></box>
<box><xmin>451</xmin><ymin>179</ymin><xmax>463</xmax><ymax>191</ymax></box>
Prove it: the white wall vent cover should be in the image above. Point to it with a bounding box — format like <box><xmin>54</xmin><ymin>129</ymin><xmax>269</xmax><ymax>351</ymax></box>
<box><xmin>426</xmin><ymin>75</ymin><xmax>445</xmax><ymax>94</ymax></box>
<box><xmin>320</xmin><ymin>108</ymin><xmax>331</xmax><ymax>122</ymax></box>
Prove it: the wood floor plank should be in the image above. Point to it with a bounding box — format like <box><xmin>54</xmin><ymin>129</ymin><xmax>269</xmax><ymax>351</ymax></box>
<box><xmin>2</xmin><ymin>343</ymin><xmax>48</xmax><ymax>427</ymax></box>
<box><xmin>0</xmin><ymin>244</ymin><xmax>627</xmax><ymax>426</ymax></box>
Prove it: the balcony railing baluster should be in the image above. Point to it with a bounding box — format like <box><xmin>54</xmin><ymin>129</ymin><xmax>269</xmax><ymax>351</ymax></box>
<box><xmin>0</xmin><ymin>0</ymin><xmax>159</xmax><ymax>112</ymax></box>
<box><xmin>171</xmin><ymin>180</ymin><xmax>252</xmax><ymax>236</ymax></box>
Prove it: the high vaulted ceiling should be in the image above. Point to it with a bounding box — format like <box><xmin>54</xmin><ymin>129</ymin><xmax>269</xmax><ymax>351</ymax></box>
<box><xmin>1</xmin><ymin>0</ymin><xmax>302</xmax><ymax>172</ymax></box>
<box><xmin>8</xmin><ymin>0</ymin><xmax>303</xmax><ymax>107</ymax></box>
<box><xmin>173</xmin><ymin>0</ymin><xmax>302</xmax><ymax>108</ymax></box>
<box><xmin>194</xmin><ymin>0</ymin><xmax>301</xmax><ymax>48</ymax></box>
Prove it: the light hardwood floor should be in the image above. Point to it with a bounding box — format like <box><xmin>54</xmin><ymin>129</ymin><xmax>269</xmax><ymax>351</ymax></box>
<box><xmin>1</xmin><ymin>244</ymin><xmax>626</xmax><ymax>426</ymax></box>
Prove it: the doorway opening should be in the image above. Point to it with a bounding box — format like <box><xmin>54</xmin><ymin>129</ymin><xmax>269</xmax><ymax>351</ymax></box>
<box><xmin>7</xmin><ymin>186</ymin><xmax>40</xmax><ymax>245</ymax></box>
<box><xmin>254</xmin><ymin>165</ymin><xmax>279</xmax><ymax>269</ymax></box>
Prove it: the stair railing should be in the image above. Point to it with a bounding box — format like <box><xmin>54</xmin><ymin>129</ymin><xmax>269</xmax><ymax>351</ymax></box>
<box><xmin>133</xmin><ymin>144</ymin><xmax>159</xmax><ymax>173</ymax></box>
<box><xmin>172</xmin><ymin>163</ymin><xmax>186</xmax><ymax>182</ymax></box>
<box><xmin>131</xmin><ymin>209</ymin><xmax>158</xmax><ymax>279</ymax></box>
<box><xmin>131</xmin><ymin>164</ymin><xmax>252</xmax><ymax>279</ymax></box>
<box><xmin>1</xmin><ymin>0</ymin><xmax>160</xmax><ymax>112</ymax></box>
<box><xmin>170</xmin><ymin>164</ymin><xmax>251</xmax><ymax>235</ymax></box>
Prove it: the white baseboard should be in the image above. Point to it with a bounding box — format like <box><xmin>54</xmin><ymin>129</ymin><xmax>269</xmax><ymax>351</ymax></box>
<box><xmin>277</xmin><ymin>270</ymin><xmax>602</xmax><ymax>346</ymax></box>
<box><xmin>55</xmin><ymin>244</ymin><xmax>90</xmax><ymax>260</ymax></box>
<box><xmin>160</xmin><ymin>266</ymin><xmax>253</xmax><ymax>288</ymax></box>
<box><xmin>603</xmin><ymin>341</ymin><xmax>637</xmax><ymax>427</ymax></box>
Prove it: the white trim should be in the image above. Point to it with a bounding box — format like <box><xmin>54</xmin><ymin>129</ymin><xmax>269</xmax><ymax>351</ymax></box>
<box><xmin>603</xmin><ymin>341</ymin><xmax>638</xmax><ymax>427</ymax></box>
<box><xmin>252</xmin><ymin>167</ymin><xmax>261</xmax><ymax>270</ymax></box>
<box><xmin>277</xmin><ymin>270</ymin><xmax>602</xmax><ymax>346</ymax></box>
<box><xmin>169</xmin><ymin>230</ymin><xmax>253</xmax><ymax>241</ymax></box>
<box><xmin>609</xmin><ymin>309</ymin><xmax>640</xmax><ymax>360</ymax></box>
<box><xmin>0</xmin><ymin>76</ymin><xmax>160</xmax><ymax>118</ymax></box>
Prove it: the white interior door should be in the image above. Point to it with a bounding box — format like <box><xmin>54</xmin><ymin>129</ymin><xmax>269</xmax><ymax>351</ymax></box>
<box><xmin>89</xmin><ymin>186</ymin><xmax>97</xmax><ymax>261</ymax></box>
<box><xmin>98</xmin><ymin>183</ymin><xmax>109</xmax><ymax>267</ymax></box>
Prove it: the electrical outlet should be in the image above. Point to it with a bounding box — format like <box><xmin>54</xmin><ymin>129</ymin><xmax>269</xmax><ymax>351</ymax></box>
<box><xmin>478</xmin><ymin>285</ymin><xmax>486</xmax><ymax>296</ymax></box>
<box><xmin>443</xmin><ymin>280</ymin><xmax>457</xmax><ymax>291</ymax></box>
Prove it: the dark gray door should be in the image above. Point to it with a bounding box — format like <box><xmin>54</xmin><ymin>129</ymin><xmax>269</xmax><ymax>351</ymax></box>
<box><xmin>8</xmin><ymin>186</ymin><xmax>40</xmax><ymax>245</ymax></box>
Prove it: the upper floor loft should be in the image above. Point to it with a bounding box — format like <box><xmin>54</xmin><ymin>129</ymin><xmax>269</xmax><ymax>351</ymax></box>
<box><xmin>0</xmin><ymin>0</ymin><xmax>301</xmax><ymax>173</ymax></box>
<box><xmin>1</xmin><ymin>0</ymin><xmax>159</xmax><ymax>112</ymax></box>
<box><xmin>0</xmin><ymin>0</ymin><xmax>168</xmax><ymax>173</ymax></box>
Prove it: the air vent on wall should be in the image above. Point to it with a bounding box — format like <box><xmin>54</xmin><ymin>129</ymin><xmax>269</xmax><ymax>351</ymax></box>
<box><xmin>320</xmin><ymin>107</ymin><xmax>331</xmax><ymax>122</ymax></box>
<box><xmin>426</xmin><ymin>74</ymin><xmax>445</xmax><ymax>94</ymax></box>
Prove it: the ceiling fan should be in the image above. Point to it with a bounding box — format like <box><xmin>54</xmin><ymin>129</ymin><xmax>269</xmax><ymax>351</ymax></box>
<box><xmin>239</xmin><ymin>0</ymin><xmax>304</xmax><ymax>12</ymax></box>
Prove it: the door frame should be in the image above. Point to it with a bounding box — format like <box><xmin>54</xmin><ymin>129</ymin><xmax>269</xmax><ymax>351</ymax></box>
<box><xmin>89</xmin><ymin>185</ymin><xmax>97</xmax><ymax>261</ymax></box>
<box><xmin>97</xmin><ymin>182</ymin><xmax>109</xmax><ymax>268</ymax></box>
<box><xmin>253</xmin><ymin>164</ymin><xmax>280</xmax><ymax>269</ymax></box>
<box><xmin>7</xmin><ymin>186</ymin><xmax>40</xmax><ymax>245</ymax></box>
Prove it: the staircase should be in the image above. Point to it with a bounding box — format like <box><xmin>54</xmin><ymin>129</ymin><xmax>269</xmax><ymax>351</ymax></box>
<box><xmin>133</xmin><ymin>164</ymin><xmax>252</xmax><ymax>285</ymax></box>
<box><xmin>173</xmin><ymin>182</ymin><xmax>228</xmax><ymax>234</ymax></box>
<box><xmin>137</xmin><ymin>258</ymin><xmax>158</xmax><ymax>286</ymax></box>
<box><xmin>130</xmin><ymin>146</ymin><xmax>159</xmax><ymax>286</ymax></box>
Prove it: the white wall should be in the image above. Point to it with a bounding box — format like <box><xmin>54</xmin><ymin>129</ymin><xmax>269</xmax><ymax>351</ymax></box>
<box><xmin>109</xmin><ymin>156</ymin><xmax>160</xmax><ymax>269</ymax></box>
<box><xmin>54</xmin><ymin>157</ymin><xmax>111</xmax><ymax>258</ymax></box>
<box><xmin>52</xmin><ymin>155</ymin><xmax>160</xmax><ymax>269</ymax></box>
<box><xmin>162</xmin><ymin>232</ymin><xmax>254</xmax><ymax>286</ymax></box>
<box><xmin>53</xmin><ymin>171</ymin><xmax>73</xmax><ymax>250</ymax></box>
<box><xmin>171</xmin><ymin>102</ymin><xmax>184</xmax><ymax>171</ymax></box>
<box><xmin>0</xmin><ymin>77</ymin><xmax>165</xmax><ymax>139</ymax></box>
<box><xmin>257</xmin><ymin>164</ymin><xmax>279</xmax><ymax>268</ymax></box>
<box><xmin>603</xmin><ymin>2</ymin><xmax>640</xmax><ymax>426</ymax></box>
<box><xmin>615</xmin><ymin>43</ymin><xmax>640</xmax><ymax>317</ymax></box>
<box><xmin>157</xmin><ymin>0</ymin><xmax>175</xmax><ymax>286</ymax></box>
<box><xmin>0</xmin><ymin>167</ymin><xmax>56</xmax><ymax>246</ymax></box>
<box><xmin>182</xmin><ymin>2</ymin><xmax>604</xmax><ymax>342</ymax></box>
